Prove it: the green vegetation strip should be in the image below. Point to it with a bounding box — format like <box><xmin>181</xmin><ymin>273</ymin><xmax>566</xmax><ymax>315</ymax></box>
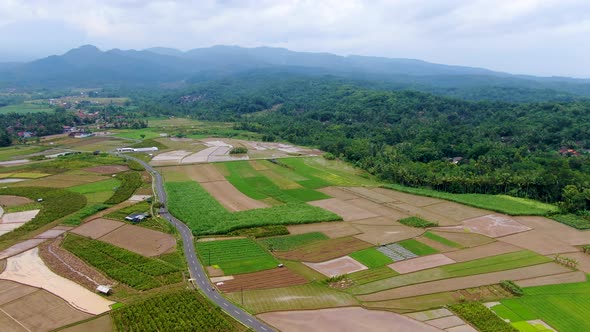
<box><xmin>551</xmin><ymin>214</ymin><xmax>590</xmax><ymax>230</ymax></box>
<box><xmin>500</xmin><ymin>280</ymin><xmax>590</xmax><ymax>332</ymax></box>
<box><xmin>111</xmin><ymin>290</ymin><xmax>244</xmax><ymax>332</ymax></box>
<box><xmin>105</xmin><ymin>172</ymin><xmax>143</xmax><ymax>204</ymax></box>
<box><xmin>424</xmin><ymin>231</ymin><xmax>463</xmax><ymax>248</ymax></box>
<box><xmin>62</xmin><ymin>204</ymin><xmax>109</xmax><ymax>226</ymax></box>
<box><xmin>397</xmin><ymin>239</ymin><xmax>439</xmax><ymax>256</ymax></box>
<box><xmin>398</xmin><ymin>216</ymin><xmax>438</xmax><ymax>228</ymax></box>
<box><xmin>195</xmin><ymin>238</ymin><xmax>278</xmax><ymax>275</ymax></box>
<box><xmin>351</xmin><ymin>251</ymin><xmax>550</xmax><ymax>295</ymax></box>
<box><xmin>383</xmin><ymin>184</ymin><xmax>557</xmax><ymax>216</ymax></box>
<box><xmin>63</xmin><ymin>234</ymin><xmax>181</xmax><ymax>290</ymax></box>
<box><xmin>258</xmin><ymin>232</ymin><xmax>328</xmax><ymax>251</ymax></box>
<box><xmin>166</xmin><ymin>181</ymin><xmax>340</xmax><ymax>235</ymax></box>
<box><xmin>0</xmin><ymin>187</ymin><xmax>86</xmax><ymax>245</ymax></box>
<box><xmin>349</xmin><ymin>248</ymin><xmax>394</xmax><ymax>268</ymax></box>
<box><xmin>347</xmin><ymin>266</ymin><xmax>399</xmax><ymax>286</ymax></box>
<box><xmin>450</xmin><ymin>302</ymin><xmax>518</xmax><ymax>332</ymax></box>
<box><xmin>68</xmin><ymin>178</ymin><xmax>120</xmax><ymax>195</ymax></box>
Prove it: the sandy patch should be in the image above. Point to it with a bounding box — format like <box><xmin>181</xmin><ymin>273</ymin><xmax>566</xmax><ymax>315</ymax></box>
<box><xmin>317</xmin><ymin>187</ymin><xmax>360</xmax><ymax>200</ymax></box>
<box><xmin>0</xmin><ymin>239</ymin><xmax>46</xmax><ymax>260</ymax></box>
<box><xmin>0</xmin><ymin>160</ymin><xmax>29</xmax><ymax>166</ymax></box>
<box><xmin>201</xmin><ymin>180</ymin><xmax>268</xmax><ymax>211</ymax></box>
<box><xmin>211</xmin><ymin>276</ymin><xmax>234</xmax><ymax>283</ymax></box>
<box><xmin>371</xmin><ymin>188</ymin><xmax>445</xmax><ymax>207</ymax></box>
<box><xmin>499</xmin><ymin>232</ymin><xmax>577</xmax><ymax>255</ymax></box>
<box><xmin>217</xmin><ymin>268</ymin><xmax>308</xmax><ymax>292</ymax></box>
<box><xmin>352</xmin><ymin>223</ymin><xmax>423</xmax><ymax>245</ymax></box>
<box><xmin>422</xmin><ymin>202</ymin><xmax>489</xmax><ymax>222</ymax></box>
<box><xmin>258</xmin><ymin>307</ymin><xmax>443</xmax><ymax>332</ymax></box>
<box><xmin>150</xmin><ymin>150</ymin><xmax>191</xmax><ymax>165</ymax></box>
<box><xmin>446</xmin><ymin>326</ymin><xmax>478</xmax><ymax>332</ymax></box>
<box><xmin>428</xmin><ymin>230</ymin><xmax>495</xmax><ymax>248</ymax></box>
<box><xmin>2</xmin><ymin>210</ymin><xmax>40</xmax><ymax>223</ymax></box>
<box><xmin>425</xmin><ymin>316</ymin><xmax>466</xmax><ymax>329</ymax></box>
<box><xmin>514</xmin><ymin>216</ymin><xmax>590</xmax><ymax>246</ymax></box>
<box><xmin>0</xmin><ymin>195</ymin><xmax>33</xmax><ymax>207</ymax></box>
<box><xmin>83</xmin><ymin>165</ymin><xmax>129</xmax><ymax>174</ymax></box>
<box><xmin>446</xmin><ymin>214</ymin><xmax>532</xmax><ymax>238</ymax></box>
<box><xmin>181</xmin><ymin>147</ymin><xmax>217</xmax><ymax>163</ymax></box>
<box><xmin>445</xmin><ymin>242</ymin><xmax>521</xmax><ymax>262</ymax></box>
<box><xmin>0</xmin><ymin>248</ymin><xmax>114</xmax><ymax>314</ymax></box>
<box><xmin>389</xmin><ymin>254</ymin><xmax>456</xmax><ymax>274</ymax></box>
<box><xmin>359</xmin><ymin>262</ymin><xmax>570</xmax><ymax>301</ymax></box>
<box><xmin>308</xmin><ymin>198</ymin><xmax>378</xmax><ymax>221</ymax></box>
<box><xmin>181</xmin><ymin>164</ymin><xmax>226</xmax><ymax>183</ymax></box>
<box><xmin>515</xmin><ymin>271</ymin><xmax>587</xmax><ymax>287</ymax></box>
<box><xmin>99</xmin><ymin>224</ymin><xmax>176</xmax><ymax>257</ymax></box>
<box><xmin>0</xmin><ymin>178</ymin><xmax>26</xmax><ymax>183</ymax></box>
<box><xmin>304</xmin><ymin>256</ymin><xmax>368</xmax><ymax>277</ymax></box>
<box><xmin>128</xmin><ymin>195</ymin><xmax>151</xmax><ymax>202</ymax></box>
<box><xmin>71</xmin><ymin>218</ymin><xmax>125</xmax><ymax>239</ymax></box>
<box><xmin>341</xmin><ymin>187</ymin><xmax>397</xmax><ymax>204</ymax></box>
<box><xmin>287</xmin><ymin>221</ymin><xmax>361</xmax><ymax>238</ymax></box>
<box><xmin>0</xmin><ymin>222</ymin><xmax>24</xmax><ymax>236</ymax></box>
<box><xmin>347</xmin><ymin>198</ymin><xmax>409</xmax><ymax>220</ymax></box>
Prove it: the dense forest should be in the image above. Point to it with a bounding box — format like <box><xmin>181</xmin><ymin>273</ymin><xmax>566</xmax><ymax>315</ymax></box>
<box><xmin>152</xmin><ymin>77</ymin><xmax>590</xmax><ymax>205</ymax></box>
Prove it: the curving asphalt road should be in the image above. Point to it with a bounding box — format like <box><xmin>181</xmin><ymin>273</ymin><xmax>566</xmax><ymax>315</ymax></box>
<box><xmin>122</xmin><ymin>155</ymin><xmax>275</xmax><ymax>332</ymax></box>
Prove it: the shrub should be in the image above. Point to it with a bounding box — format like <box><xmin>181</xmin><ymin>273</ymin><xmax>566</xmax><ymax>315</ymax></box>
<box><xmin>398</xmin><ymin>216</ymin><xmax>438</xmax><ymax>228</ymax></box>
<box><xmin>500</xmin><ymin>280</ymin><xmax>523</xmax><ymax>296</ymax></box>
<box><xmin>323</xmin><ymin>152</ymin><xmax>336</xmax><ymax>160</ymax></box>
<box><xmin>229</xmin><ymin>146</ymin><xmax>248</xmax><ymax>154</ymax></box>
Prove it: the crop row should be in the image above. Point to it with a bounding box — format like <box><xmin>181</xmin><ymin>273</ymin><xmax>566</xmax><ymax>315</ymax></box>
<box><xmin>105</xmin><ymin>171</ymin><xmax>143</xmax><ymax>204</ymax></box>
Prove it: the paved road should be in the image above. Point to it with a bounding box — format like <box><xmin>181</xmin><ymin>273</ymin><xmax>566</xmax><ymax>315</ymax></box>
<box><xmin>123</xmin><ymin>155</ymin><xmax>275</xmax><ymax>332</ymax></box>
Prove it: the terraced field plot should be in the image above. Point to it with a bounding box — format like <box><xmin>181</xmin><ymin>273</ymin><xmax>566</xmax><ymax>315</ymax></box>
<box><xmin>216</xmin><ymin>267</ymin><xmax>308</xmax><ymax>292</ymax></box>
<box><xmin>195</xmin><ymin>238</ymin><xmax>278</xmax><ymax>275</ymax></box>
<box><xmin>258</xmin><ymin>232</ymin><xmax>328</xmax><ymax>251</ymax></box>
<box><xmin>272</xmin><ymin>236</ymin><xmax>372</xmax><ymax>262</ymax></box>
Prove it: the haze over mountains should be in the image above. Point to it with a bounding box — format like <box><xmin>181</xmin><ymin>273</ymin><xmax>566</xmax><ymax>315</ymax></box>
<box><xmin>1</xmin><ymin>45</ymin><xmax>589</xmax><ymax>102</ymax></box>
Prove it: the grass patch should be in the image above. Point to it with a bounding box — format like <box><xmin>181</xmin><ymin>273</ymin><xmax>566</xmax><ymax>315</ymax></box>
<box><xmin>62</xmin><ymin>234</ymin><xmax>181</xmax><ymax>290</ymax></box>
<box><xmin>280</xmin><ymin>157</ymin><xmax>379</xmax><ymax>187</ymax></box>
<box><xmin>224</xmin><ymin>282</ymin><xmax>357</xmax><ymax>314</ymax></box>
<box><xmin>551</xmin><ymin>214</ymin><xmax>590</xmax><ymax>230</ymax></box>
<box><xmin>130</xmin><ymin>138</ymin><xmax>168</xmax><ymax>150</ymax></box>
<box><xmin>258</xmin><ymin>232</ymin><xmax>328</xmax><ymax>251</ymax></box>
<box><xmin>111</xmin><ymin>290</ymin><xmax>245</xmax><ymax>332</ymax></box>
<box><xmin>349</xmin><ymin>248</ymin><xmax>394</xmax><ymax>268</ymax></box>
<box><xmin>3</xmin><ymin>202</ymin><xmax>42</xmax><ymax>213</ymax></box>
<box><xmin>347</xmin><ymin>266</ymin><xmax>399</xmax><ymax>285</ymax></box>
<box><xmin>424</xmin><ymin>231</ymin><xmax>463</xmax><ymax>248</ymax></box>
<box><xmin>61</xmin><ymin>204</ymin><xmax>109</xmax><ymax>226</ymax></box>
<box><xmin>383</xmin><ymin>184</ymin><xmax>557</xmax><ymax>216</ymax></box>
<box><xmin>112</xmin><ymin>128</ymin><xmax>161</xmax><ymax>140</ymax></box>
<box><xmin>490</xmin><ymin>304</ymin><xmax>527</xmax><ymax>322</ymax></box>
<box><xmin>195</xmin><ymin>238</ymin><xmax>278</xmax><ymax>275</ymax></box>
<box><xmin>0</xmin><ymin>145</ymin><xmax>47</xmax><ymax>161</ymax></box>
<box><xmin>397</xmin><ymin>239</ymin><xmax>439</xmax><ymax>256</ymax></box>
<box><xmin>105</xmin><ymin>172</ymin><xmax>143</xmax><ymax>204</ymax></box>
<box><xmin>166</xmin><ymin>181</ymin><xmax>340</xmax><ymax>235</ymax></box>
<box><xmin>68</xmin><ymin>178</ymin><xmax>120</xmax><ymax>195</ymax></box>
<box><xmin>398</xmin><ymin>216</ymin><xmax>438</xmax><ymax>228</ymax></box>
<box><xmin>450</xmin><ymin>302</ymin><xmax>518</xmax><ymax>332</ymax></box>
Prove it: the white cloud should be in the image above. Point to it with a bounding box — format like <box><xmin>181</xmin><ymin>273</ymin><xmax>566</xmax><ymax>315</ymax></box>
<box><xmin>0</xmin><ymin>0</ymin><xmax>588</xmax><ymax>76</ymax></box>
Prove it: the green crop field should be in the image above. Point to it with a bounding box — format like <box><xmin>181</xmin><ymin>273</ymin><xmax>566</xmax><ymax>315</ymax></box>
<box><xmin>349</xmin><ymin>248</ymin><xmax>393</xmax><ymax>268</ymax></box>
<box><xmin>112</xmin><ymin>128</ymin><xmax>161</xmax><ymax>140</ymax></box>
<box><xmin>195</xmin><ymin>238</ymin><xmax>278</xmax><ymax>274</ymax></box>
<box><xmin>223</xmin><ymin>161</ymin><xmax>329</xmax><ymax>203</ymax></box>
<box><xmin>0</xmin><ymin>145</ymin><xmax>48</xmax><ymax>161</ymax></box>
<box><xmin>424</xmin><ymin>231</ymin><xmax>463</xmax><ymax>248</ymax></box>
<box><xmin>397</xmin><ymin>239</ymin><xmax>439</xmax><ymax>256</ymax></box>
<box><xmin>63</xmin><ymin>234</ymin><xmax>181</xmax><ymax>290</ymax></box>
<box><xmin>166</xmin><ymin>181</ymin><xmax>340</xmax><ymax>235</ymax></box>
<box><xmin>498</xmin><ymin>280</ymin><xmax>590</xmax><ymax>332</ymax></box>
<box><xmin>0</xmin><ymin>103</ymin><xmax>54</xmax><ymax>114</ymax></box>
<box><xmin>279</xmin><ymin>157</ymin><xmax>377</xmax><ymax>187</ymax></box>
<box><xmin>257</xmin><ymin>232</ymin><xmax>328</xmax><ymax>251</ymax></box>
<box><xmin>450</xmin><ymin>302</ymin><xmax>517</xmax><ymax>332</ymax></box>
<box><xmin>62</xmin><ymin>204</ymin><xmax>109</xmax><ymax>226</ymax></box>
<box><xmin>68</xmin><ymin>178</ymin><xmax>120</xmax><ymax>194</ymax></box>
<box><xmin>225</xmin><ymin>283</ymin><xmax>358</xmax><ymax>314</ymax></box>
<box><xmin>347</xmin><ymin>266</ymin><xmax>399</xmax><ymax>285</ymax></box>
<box><xmin>383</xmin><ymin>184</ymin><xmax>557</xmax><ymax>216</ymax></box>
<box><xmin>551</xmin><ymin>214</ymin><xmax>590</xmax><ymax>230</ymax></box>
<box><xmin>351</xmin><ymin>250</ymin><xmax>550</xmax><ymax>295</ymax></box>
<box><xmin>111</xmin><ymin>290</ymin><xmax>245</xmax><ymax>332</ymax></box>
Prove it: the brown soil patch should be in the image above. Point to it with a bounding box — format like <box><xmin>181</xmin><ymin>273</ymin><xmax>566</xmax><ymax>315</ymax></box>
<box><xmin>514</xmin><ymin>216</ymin><xmax>590</xmax><ymax>246</ymax></box>
<box><xmin>60</xmin><ymin>314</ymin><xmax>113</xmax><ymax>332</ymax></box>
<box><xmin>429</xmin><ymin>230</ymin><xmax>494</xmax><ymax>248</ymax></box>
<box><xmin>347</xmin><ymin>198</ymin><xmax>409</xmax><ymax>219</ymax></box>
<box><xmin>99</xmin><ymin>224</ymin><xmax>176</xmax><ymax>257</ymax></box>
<box><xmin>0</xmin><ymin>239</ymin><xmax>46</xmax><ymax>260</ymax></box>
<box><xmin>341</xmin><ymin>187</ymin><xmax>397</xmax><ymax>204</ymax></box>
<box><xmin>353</xmin><ymin>223</ymin><xmax>424</xmax><ymax>246</ymax></box>
<box><xmin>217</xmin><ymin>268</ymin><xmax>308</xmax><ymax>292</ymax></box>
<box><xmin>84</xmin><ymin>201</ymin><xmax>135</xmax><ymax>221</ymax></box>
<box><xmin>0</xmin><ymin>195</ymin><xmax>33</xmax><ymax>207</ymax></box>
<box><xmin>83</xmin><ymin>165</ymin><xmax>129</xmax><ymax>174</ymax></box>
<box><xmin>71</xmin><ymin>218</ymin><xmax>124</xmax><ymax>239</ymax></box>
<box><xmin>351</xmin><ymin>216</ymin><xmax>399</xmax><ymax>225</ymax></box>
<box><xmin>39</xmin><ymin>237</ymin><xmax>113</xmax><ymax>291</ymax></box>
<box><xmin>454</xmin><ymin>214</ymin><xmax>531</xmax><ymax>238</ymax></box>
<box><xmin>416</xmin><ymin>236</ymin><xmax>458</xmax><ymax>253</ymax></box>
<box><xmin>515</xmin><ymin>271</ymin><xmax>587</xmax><ymax>287</ymax></box>
<box><xmin>446</xmin><ymin>326</ymin><xmax>478</xmax><ymax>332</ymax></box>
<box><xmin>406</xmin><ymin>308</ymin><xmax>454</xmax><ymax>321</ymax></box>
<box><xmin>248</xmin><ymin>160</ymin><xmax>269</xmax><ymax>171</ymax></box>
<box><xmin>13</xmin><ymin>174</ymin><xmax>107</xmax><ymax>188</ymax></box>
<box><xmin>201</xmin><ymin>180</ymin><xmax>268</xmax><ymax>211</ymax></box>
<box><xmin>1</xmin><ymin>288</ymin><xmax>92</xmax><ymax>332</ymax></box>
<box><xmin>304</xmin><ymin>256</ymin><xmax>368</xmax><ymax>277</ymax></box>
<box><xmin>426</xmin><ymin>316</ymin><xmax>466</xmax><ymax>329</ymax></box>
<box><xmin>317</xmin><ymin>187</ymin><xmax>360</xmax><ymax>200</ymax></box>
<box><xmin>560</xmin><ymin>252</ymin><xmax>590</xmax><ymax>273</ymax></box>
<box><xmin>445</xmin><ymin>242</ymin><xmax>521</xmax><ymax>263</ymax></box>
<box><xmin>308</xmin><ymin>198</ymin><xmax>378</xmax><ymax>221</ymax></box>
<box><xmin>287</xmin><ymin>221</ymin><xmax>361</xmax><ymax>239</ymax></box>
<box><xmin>273</xmin><ymin>237</ymin><xmax>372</xmax><ymax>262</ymax></box>
<box><xmin>183</xmin><ymin>164</ymin><xmax>226</xmax><ymax>183</ymax></box>
<box><xmin>206</xmin><ymin>266</ymin><xmax>224</xmax><ymax>277</ymax></box>
<box><xmin>359</xmin><ymin>262</ymin><xmax>570</xmax><ymax>301</ymax></box>
<box><xmin>0</xmin><ymin>280</ymin><xmax>38</xmax><ymax>305</ymax></box>
<box><xmin>389</xmin><ymin>254</ymin><xmax>456</xmax><ymax>274</ymax></box>
<box><xmin>372</xmin><ymin>188</ymin><xmax>445</xmax><ymax>207</ymax></box>
<box><xmin>386</xmin><ymin>203</ymin><xmax>458</xmax><ymax>226</ymax></box>
<box><xmin>499</xmin><ymin>231</ymin><xmax>577</xmax><ymax>255</ymax></box>
<box><xmin>0</xmin><ymin>260</ymin><xmax>4</xmax><ymax>274</ymax></box>
<box><xmin>423</xmin><ymin>202</ymin><xmax>489</xmax><ymax>222</ymax></box>
<box><xmin>258</xmin><ymin>307</ymin><xmax>442</xmax><ymax>332</ymax></box>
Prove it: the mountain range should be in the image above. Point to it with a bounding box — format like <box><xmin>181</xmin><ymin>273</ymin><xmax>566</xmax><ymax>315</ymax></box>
<box><xmin>1</xmin><ymin>45</ymin><xmax>589</xmax><ymax>102</ymax></box>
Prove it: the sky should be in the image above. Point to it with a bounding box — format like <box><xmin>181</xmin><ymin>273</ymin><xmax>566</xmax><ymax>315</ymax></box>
<box><xmin>0</xmin><ymin>0</ymin><xmax>589</xmax><ymax>77</ymax></box>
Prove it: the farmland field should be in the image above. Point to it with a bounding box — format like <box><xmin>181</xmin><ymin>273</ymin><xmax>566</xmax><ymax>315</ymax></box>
<box><xmin>62</xmin><ymin>234</ymin><xmax>182</xmax><ymax>290</ymax></box>
<box><xmin>423</xmin><ymin>231</ymin><xmax>463</xmax><ymax>248</ymax></box>
<box><xmin>257</xmin><ymin>232</ymin><xmax>328</xmax><ymax>251</ymax></box>
<box><xmin>216</xmin><ymin>267</ymin><xmax>308</xmax><ymax>292</ymax></box>
<box><xmin>196</xmin><ymin>238</ymin><xmax>278</xmax><ymax>274</ymax></box>
<box><xmin>398</xmin><ymin>239</ymin><xmax>439</xmax><ymax>256</ymax></box>
<box><xmin>349</xmin><ymin>247</ymin><xmax>394</xmax><ymax>268</ymax></box>
<box><xmin>111</xmin><ymin>290</ymin><xmax>245</xmax><ymax>331</ymax></box>
<box><xmin>0</xmin><ymin>103</ymin><xmax>54</xmax><ymax>114</ymax></box>
<box><xmin>272</xmin><ymin>236</ymin><xmax>373</xmax><ymax>262</ymax></box>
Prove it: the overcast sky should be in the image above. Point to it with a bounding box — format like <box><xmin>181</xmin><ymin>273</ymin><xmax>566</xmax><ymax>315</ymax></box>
<box><xmin>1</xmin><ymin>0</ymin><xmax>589</xmax><ymax>77</ymax></box>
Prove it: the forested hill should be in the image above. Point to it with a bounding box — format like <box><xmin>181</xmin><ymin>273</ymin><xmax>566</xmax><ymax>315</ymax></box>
<box><xmin>153</xmin><ymin>77</ymin><xmax>590</xmax><ymax>202</ymax></box>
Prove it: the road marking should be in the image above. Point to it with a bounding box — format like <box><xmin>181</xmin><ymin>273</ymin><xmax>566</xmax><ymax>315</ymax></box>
<box><xmin>261</xmin><ymin>327</ymin><xmax>268</xmax><ymax>331</ymax></box>
<box><xmin>247</xmin><ymin>318</ymin><xmax>253</xmax><ymax>323</ymax></box>
<box><xmin>223</xmin><ymin>303</ymin><xmax>228</xmax><ymax>307</ymax></box>
<box><xmin>234</xmin><ymin>310</ymin><xmax>240</xmax><ymax>314</ymax></box>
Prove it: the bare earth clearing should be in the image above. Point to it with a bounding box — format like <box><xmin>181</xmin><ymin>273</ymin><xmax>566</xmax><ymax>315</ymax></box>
<box><xmin>258</xmin><ymin>307</ymin><xmax>443</xmax><ymax>332</ymax></box>
<box><xmin>406</xmin><ymin>309</ymin><xmax>476</xmax><ymax>332</ymax></box>
<box><xmin>217</xmin><ymin>268</ymin><xmax>308</xmax><ymax>292</ymax></box>
<box><xmin>308</xmin><ymin>198</ymin><xmax>378</xmax><ymax>221</ymax></box>
<box><xmin>71</xmin><ymin>218</ymin><xmax>124</xmax><ymax>239</ymax></box>
<box><xmin>201</xmin><ymin>180</ymin><xmax>268</xmax><ymax>211</ymax></box>
<box><xmin>445</xmin><ymin>214</ymin><xmax>531</xmax><ymax>238</ymax></box>
<box><xmin>0</xmin><ymin>195</ymin><xmax>33</xmax><ymax>207</ymax></box>
<box><xmin>304</xmin><ymin>256</ymin><xmax>368</xmax><ymax>277</ymax></box>
<box><xmin>515</xmin><ymin>271</ymin><xmax>587</xmax><ymax>287</ymax></box>
<box><xmin>389</xmin><ymin>254</ymin><xmax>456</xmax><ymax>274</ymax></box>
<box><xmin>444</xmin><ymin>242</ymin><xmax>521</xmax><ymax>262</ymax></box>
